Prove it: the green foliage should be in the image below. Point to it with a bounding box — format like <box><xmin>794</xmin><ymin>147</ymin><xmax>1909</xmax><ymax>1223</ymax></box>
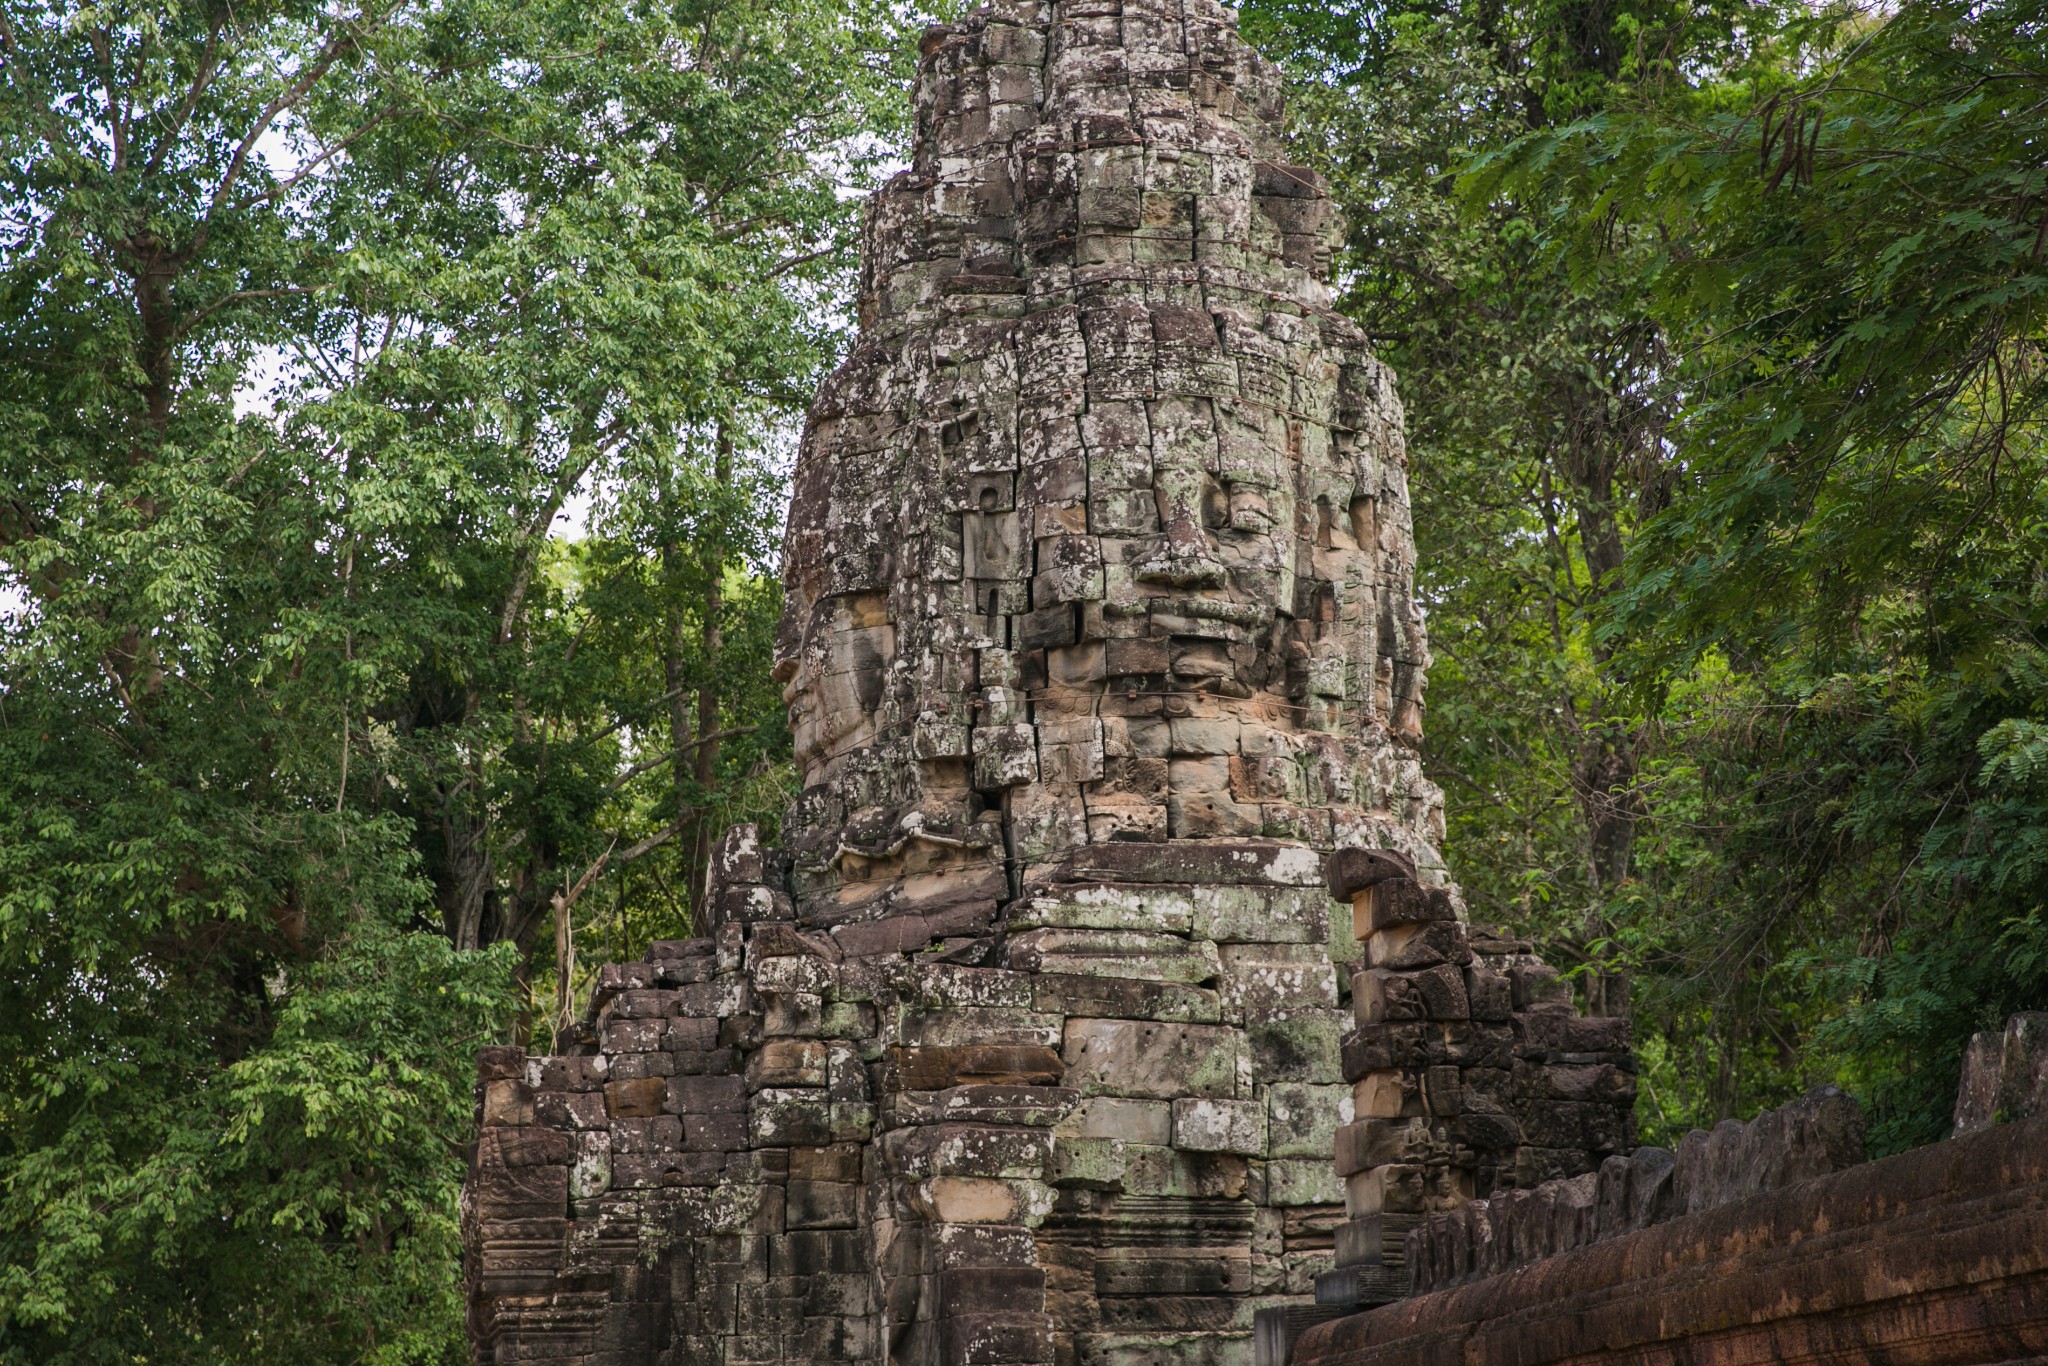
<box><xmin>1260</xmin><ymin>0</ymin><xmax>2048</xmax><ymax>1142</ymax></box>
<box><xmin>1489</xmin><ymin>0</ymin><xmax>2048</xmax><ymax>1147</ymax></box>
<box><xmin>0</xmin><ymin>0</ymin><xmax>915</xmax><ymax>1355</ymax></box>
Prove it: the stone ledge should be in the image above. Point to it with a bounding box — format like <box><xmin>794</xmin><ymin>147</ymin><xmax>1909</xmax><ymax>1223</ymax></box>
<box><xmin>1291</xmin><ymin>1111</ymin><xmax>2048</xmax><ymax>1366</ymax></box>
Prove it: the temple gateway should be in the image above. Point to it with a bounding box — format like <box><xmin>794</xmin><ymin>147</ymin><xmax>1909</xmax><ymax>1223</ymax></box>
<box><xmin>461</xmin><ymin>2</ymin><xmax>2048</xmax><ymax>1363</ymax></box>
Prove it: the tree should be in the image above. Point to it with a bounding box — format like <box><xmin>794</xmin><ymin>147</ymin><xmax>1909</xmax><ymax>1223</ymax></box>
<box><xmin>1244</xmin><ymin>0</ymin><xmax>1771</xmax><ymax>1006</ymax></box>
<box><xmin>0</xmin><ymin>0</ymin><xmax>907</xmax><ymax>1355</ymax></box>
<box><xmin>1486</xmin><ymin>0</ymin><xmax>2048</xmax><ymax>1147</ymax></box>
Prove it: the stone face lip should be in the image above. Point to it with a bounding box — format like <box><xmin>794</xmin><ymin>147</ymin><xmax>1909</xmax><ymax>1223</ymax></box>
<box><xmin>775</xmin><ymin>0</ymin><xmax>1447</xmax><ymax>948</ymax></box>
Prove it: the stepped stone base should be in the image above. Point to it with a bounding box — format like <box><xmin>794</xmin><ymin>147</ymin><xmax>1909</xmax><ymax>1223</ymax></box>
<box><xmin>465</xmin><ymin>837</ymin><xmax>1363</xmax><ymax>1366</ymax></box>
<box><xmin>463</xmin><ymin>833</ymin><xmax>1632</xmax><ymax>1366</ymax></box>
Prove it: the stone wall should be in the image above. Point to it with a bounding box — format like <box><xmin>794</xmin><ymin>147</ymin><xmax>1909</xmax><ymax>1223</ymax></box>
<box><xmin>462</xmin><ymin>843</ymin><xmax>1628</xmax><ymax>1366</ymax></box>
<box><xmin>467</xmin><ymin>831</ymin><xmax>1351</xmax><ymax>1366</ymax></box>
<box><xmin>1400</xmin><ymin>1087</ymin><xmax>1864</xmax><ymax>1297</ymax></box>
<box><xmin>1279</xmin><ymin>1021</ymin><xmax>2048</xmax><ymax>1366</ymax></box>
<box><xmin>1289</xmin><ymin>1106</ymin><xmax>2048</xmax><ymax>1366</ymax></box>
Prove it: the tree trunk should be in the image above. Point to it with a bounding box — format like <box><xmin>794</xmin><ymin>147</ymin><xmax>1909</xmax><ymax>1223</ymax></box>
<box><xmin>682</xmin><ymin>422</ymin><xmax>732</xmax><ymax>922</ymax></box>
<box><xmin>1557</xmin><ymin>372</ymin><xmax>1652</xmax><ymax>1016</ymax></box>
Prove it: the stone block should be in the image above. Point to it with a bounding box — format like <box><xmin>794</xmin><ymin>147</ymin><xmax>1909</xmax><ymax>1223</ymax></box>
<box><xmin>1054</xmin><ymin>839</ymin><xmax>1324</xmax><ymax>888</ymax></box>
<box><xmin>1511</xmin><ymin>1012</ymin><xmax>1630</xmax><ymax>1059</ymax></box>
<box><xmin>1120</xmin><ymin>1144</ymin><xmax>1252</xmax><ymax>1200</ymax></box>
<box><xmin>936</xmin><ymin>1265</ymin><xmax>1048</xmax><ymax>1318</ymax></box>
<box><xmin>790</xmin><ymin>1143</ymin><xmax>864</xmax><ymax>1183</ymax></box>
<box><xmin>1062</xmin><ymin>1019</ymin><xmax>1246</xmax><ymax>1099</ymax></box>
<box><xmin>1508</xmin><ymin>962</ymin><xmax>1573</xmax><ymax>1011</ymax></box>
<box><xmin>1350</xmin><ymin>881</ymin><xmax>1455</xmax><ymax>939</ymax></box>
<box><xmin>1464</xmin><ymin>965</ymin><xmax>1512</xmax><ymax>1021</ymax></box>
<box><xmin>478</xmin><ymin>1125</ymin><xmax>571</xmax><ymax>1169</ymax></box>
<box><xmin>882</xmin><ymin>1124</ymin><xmax>1053</xmax><ymax>1180</ymax></box>
<box><xmin>603</xmin><ymin>1018</ymin><xmax>667</xmax><ymax>1054</ymax></box>
<box><xmin>1332</xmin><ymin>1211</ymin><xmax>1419</xmax><ymax>1268</ymax></box>
<box><xmin>1351</xmin><ymin>1069</ymin><xmax>1420</xmax><ymax>1119</ymax></box>
<box><xmin>482</xmin><ymin>1079</ymin><xmax>535</xmax><ymax>1127</ymax></box>
<box><xmin>1220</xmin><ymin>942</ymin><xmax>1339</xmax><ymax>1011</ymax></box>
<box><xmin>1352</xmin><ymin>968</ymin><xmax>1423</xmax><ymax>1025</ymax></box>
<box><xmin>1172</xmin><ymin>1097</ymin><xmax>1266</xmax><ymax>1154</ymax></box>
<box><xmin>1104</xmin><ymin>636</ymin><xmax>1170</xmax><ymax>675</ymax></box>
<box><xmin>530</xmin><ymin>1054</ymin><xmax>608</xmax><ymax>1090</ymax></box>
<box><xmin>1421</xmin><ymin>1064</ymin><xmax>1462</xmax><ymax>1117</ymax></box>
<box><xmin>914</xmin><ymin>1176</ymin><xmax>1055</xmax><ymax>1226</ymax></box>
<box><xmin>938</xmin><ymin>1312</ymin><xmax>1054</xmax><ymax>1365</ymax></box>
<box><xmin>682</xmin><ymin>1111</ymin><xmax>748</xmax><ymax>1153</ymax></box>
<box><xmin>1324</xmin><ymin>848</ymin><xmax>1417</xmax><ymax>903</ymax></box>
<box><xmin>897</xmin><ymin>1005</ymin><xmax>1066</xmax><ymax>1048</ymax></box>
<box><xmin>1342</xmin><ymin>1163</ymin><xmax>1426</xmax><ymax>1218</ymax></box>
<box><xmin>1055</xmin><ymin>1096</ymin><xmax>1174</xmax><ymax>1144</ymax></box>
<box><xmin>534</xmin><ymin>1088</ymin><xmax>608</xmax><ymax>1129</ymax></box>
<box><xmin>1333</xmin><ymin>1117</ymin><xmax>1436</xmax><ymax>1176</ymax></box>
<box><xmin>746</xmin><ymin>1039</ymin><xmax>828</xmax><ymax>1090</ymax></box>
<box><xmin>1095</xmin><ymin>1248</ymin><xmax>1253</xmax><ymax>1296</ymax></box>
<box><xmin>884</xmin><ymin>1045</ymin><xmax>1067</xmax><ymax>1091</ymax></box>
<box><xmin>973</xmin><ymin>722</ymin><xmax>1041</xmax><ymax>789</ymax></box>
<box><xmin>749</xmin><ymin>1088</ymin><xmax>835</xmax><ymax>1147</ymax></box>
<box><xmin>1050</xmin><ymin>1135</ymin><xmax>1128</xmax><ymax>1190</ymax></box>
<box><xmin>604</xmin><ymin>1077</ymin><xmax>667</xmax><ymax>1119</ymax></box>
<box><xmin>568</xmin><ymin>1131</ymin><xmax>611</xmax><ymax>1199</ymax></box>
<box><xmin>1189</xmin><ymin>885</ymin><xmax>1331</xmax><ymax>944</ymax></box>
<box><xmin>1364</xmin><ymin>920</ymin><xmax>1470</xmax><ymax>971</ymax></box>
<box><xmin>667</xmin><ymin>1073</ymin><xmax>746</xmax><ymax>1115</ymax></box>
<box><xmin>1244</xmin><ymin>1008</ymin><xmax>1348</xmax><ymax>1083</ymax></box>
<box><xmin>1265</xmin><ymin>1082</ymin><xmax>1353</xmax><ymax>1158</ymax></box>
<box><xmin>1008</xmin><ymin>882</ymin><xmax>1196</xmax><ymax>934</ymax></box>
<box><xmin>884</xmin><ymin>1084</ymin><xmax>1078</xmax><ymax>1130</ymax></box>
<box><xmin>1006</xmin><ymin>927</ymin><xmax>1222</xmax><ymax>984</ymax></box>
<box><xmin>1265</xmin><ymin>1158</ymin><xmax>1344</xmax><ymax>1206</ymax></box>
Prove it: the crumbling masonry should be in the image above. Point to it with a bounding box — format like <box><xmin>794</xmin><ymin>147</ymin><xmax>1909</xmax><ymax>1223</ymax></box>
<box><xmin>461</xmin><ymin>3</ymin><xmax>1634</xmax><ymax>1363</ymax></box>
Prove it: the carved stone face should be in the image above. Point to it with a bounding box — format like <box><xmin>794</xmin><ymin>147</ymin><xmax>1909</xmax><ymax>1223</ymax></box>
<box><xmin>772</xmin><ymin>0</ymin><xmax>1442</xmax><ymax>925</ymax></box>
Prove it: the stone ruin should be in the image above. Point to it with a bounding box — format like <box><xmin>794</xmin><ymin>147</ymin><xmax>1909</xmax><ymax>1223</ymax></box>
<box><xmin>466</xmin><ymin>4</ymin><xmax>2048</xmax><ymax>1364</ymax></box>
<box><xmin>460</xmin><ymin>3</ymin><xmax>1637</xmax><ymax>1363</ymax></box>
<box><xmin>1288</xmin><ymin>1048</ymin><xmax>2048</xmax><ymax>1366</ymax></box>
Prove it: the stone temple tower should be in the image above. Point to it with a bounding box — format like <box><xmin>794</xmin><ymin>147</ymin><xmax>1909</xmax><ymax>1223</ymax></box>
<box><xmin>774</xmin><ymin>0</ymin><xmax>1445</xmax><ymax>928</ymax></box>
<box><xmin>462</xmin><ymin>4</ymin><xmax>1634</xmax><ymax>1364</ymax></box>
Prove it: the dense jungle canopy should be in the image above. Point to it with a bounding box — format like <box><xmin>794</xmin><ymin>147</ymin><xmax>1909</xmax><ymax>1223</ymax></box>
<box><xmin>0</xmin><ymin>0</ymin><xmax>2042</xmax><ymax>1358</ymax></box>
